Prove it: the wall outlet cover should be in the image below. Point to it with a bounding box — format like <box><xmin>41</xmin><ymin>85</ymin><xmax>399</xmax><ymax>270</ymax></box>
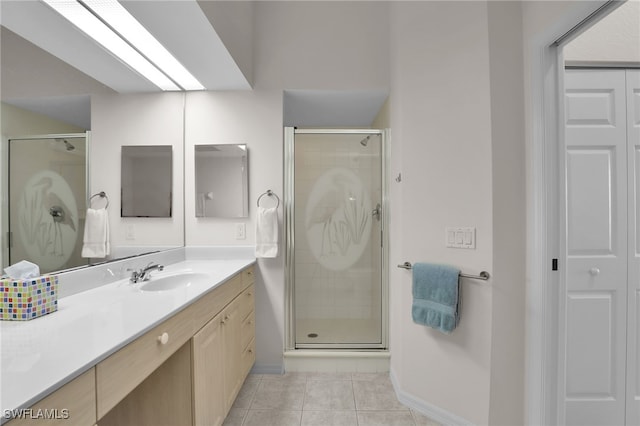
<box><xmin>235</xmin><ymin>223</ymin><xmax>246</xmax><ymax>240</ymax></box>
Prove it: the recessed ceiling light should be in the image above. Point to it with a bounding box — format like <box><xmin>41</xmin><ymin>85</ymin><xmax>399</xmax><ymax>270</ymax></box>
<box><xmin>43</xmin><ymin>0</ymin><xmax>204</xmax><ymax>91</ymax></box>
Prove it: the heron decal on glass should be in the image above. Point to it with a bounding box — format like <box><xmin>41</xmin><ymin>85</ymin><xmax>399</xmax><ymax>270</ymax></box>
<box><xmin>305</xmin><ymin>168</ymin><xmax>372</xmax><ymax>271</ymax></box>
<box><xmin>17</xmin><ymin>170</ymin><xmax>79</xmax><ymax>269</ymax></box>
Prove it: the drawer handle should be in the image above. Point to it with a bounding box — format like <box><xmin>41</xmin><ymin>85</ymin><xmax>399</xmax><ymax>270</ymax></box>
<box><xmin>247</xmin><ymin>292</ymin><xmax>253</xmax><ymax>297</ymax></box>
<box><xmin>222</xmin><ymin>314</ymin><xmax>230</xmax><ymax>325</ymax></box>
<box><xmin>158</xmin><ymin>332</ymin><xmax>169</xmax><ymax>345</ymax></box>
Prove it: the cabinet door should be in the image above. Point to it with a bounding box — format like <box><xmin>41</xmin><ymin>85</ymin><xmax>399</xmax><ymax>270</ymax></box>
<box><xmin>193</xmin><ymin>312</ymin><xmax>225</xmax><ymax>426</ymax></box>
<box><xmin>222</xmin><ymin>298</ymin><xmax>243</xmax><ymax>413</ymax></box>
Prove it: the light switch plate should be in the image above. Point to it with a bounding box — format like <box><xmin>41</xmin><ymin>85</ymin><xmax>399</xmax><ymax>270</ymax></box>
<box><xmin>445</xmin><ymin>227</ymin><xmax>475</xmax><ymax>249</ymax></box>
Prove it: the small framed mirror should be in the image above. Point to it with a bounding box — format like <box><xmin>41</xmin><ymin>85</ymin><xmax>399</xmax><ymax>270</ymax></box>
<box><xmin>195</xmin><ymin>144</ymin><xmax>248</xmax><ymax>218</ymax></box>
<box><xmin>121</xmin><ymin>146</ymin><xmax>172</xmax><ymax>217</ymax></box>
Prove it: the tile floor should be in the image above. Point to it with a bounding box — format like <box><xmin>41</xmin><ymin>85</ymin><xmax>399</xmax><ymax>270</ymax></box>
<box><xmin>223</xmin><ymin>372</ymin><xmax>441</xmax><ymax>426</ymax></box>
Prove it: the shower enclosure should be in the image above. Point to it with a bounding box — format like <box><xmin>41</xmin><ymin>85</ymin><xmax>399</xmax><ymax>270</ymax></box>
<box><xmin>285</xmin><ymin>128</ymin><xmax>387</xmax><ymax>350</ymax></box>
<box><xmin>6</xmin><ymin>133</ymin><xmax>89</xmax><ymax>273</ymax></box>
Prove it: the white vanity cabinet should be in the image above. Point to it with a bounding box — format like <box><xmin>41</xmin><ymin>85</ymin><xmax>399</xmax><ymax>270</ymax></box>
<box><xmin>4</xmin><ymin>264</ymin><xmax>256</xmax><ymax>426</ymax></box>
<box><xmin>100</xmin><ymin>265</ymin><xmax>256</xmax><ymax>426</ymax></box>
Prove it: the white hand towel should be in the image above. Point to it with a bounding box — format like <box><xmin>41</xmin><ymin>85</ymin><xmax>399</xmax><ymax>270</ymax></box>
<box><xmin>81</xmin><ymin>208</ymin><xmax>110</xmax><ymax>258</ymax></box>
<box><xmin>255</xmin><ymin>206</ymin><xmax>278</xmax><ymax>258</ymax></box>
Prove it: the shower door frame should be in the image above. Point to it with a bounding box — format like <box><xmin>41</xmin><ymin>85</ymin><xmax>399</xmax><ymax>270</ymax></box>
<box><xmin>284</xmin><ymin>127</ymin><xmax>389</xmax><ymax>351</ymax></box>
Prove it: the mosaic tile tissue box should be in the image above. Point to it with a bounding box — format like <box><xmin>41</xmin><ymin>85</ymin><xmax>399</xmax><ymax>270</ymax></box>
<box><xmin>0</xmin><ymin>275</ymin><xmax>58</xmax><ymax>321</ymax></box>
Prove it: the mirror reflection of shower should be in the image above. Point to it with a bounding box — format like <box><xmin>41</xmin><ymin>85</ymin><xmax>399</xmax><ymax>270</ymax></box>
<box><xmin>7</xmin><ymin>134</ymin><xmax>89</xmax><ymax>273</ymax></box>
<box><xmin>56</xmin><ymin>138</ymin><xmax>76</xmax><ymax>151</ymax></box>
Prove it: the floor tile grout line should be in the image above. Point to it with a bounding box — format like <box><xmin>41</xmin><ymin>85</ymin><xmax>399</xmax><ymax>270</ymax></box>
<box><xmin>231</xmin><ymin>372</ymin><xmax>432</xmax><ymax>426</ymax></box>
<box><xmin>241</xmin><ymin>374</ymin><xmax>261</xmax><ymax>426</ymax></box>
<box><xmin>352</xmin><ymin>377</ymin><xmax>361</xmax><ymax>426</ymax></box>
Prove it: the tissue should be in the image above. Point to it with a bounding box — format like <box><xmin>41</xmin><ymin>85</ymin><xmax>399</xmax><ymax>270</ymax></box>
<box><xmin>4</xmin><ymin>260</ymin><xmax>40</xmax><ymax>280</ymax></box>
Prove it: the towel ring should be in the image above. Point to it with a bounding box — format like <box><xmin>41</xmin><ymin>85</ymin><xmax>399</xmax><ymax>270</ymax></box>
<box><xmin>90</xmin><ymin>191</ymin><xmax>109</xmax><ymax>209</ymax></box>
<box><xmin>257</xmin><ymin>189</ymin><xmax>280</xmax><ymax>209</ymax></box>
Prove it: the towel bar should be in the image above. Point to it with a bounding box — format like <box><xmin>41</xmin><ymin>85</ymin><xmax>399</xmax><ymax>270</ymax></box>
<box><xmin>397</xmin><ymin>262</ymin><xmax>490</xmax><ymax>280</ymax></box>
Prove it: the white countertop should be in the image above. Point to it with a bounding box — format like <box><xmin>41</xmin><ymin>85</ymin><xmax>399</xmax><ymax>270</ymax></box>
<box><xmin>0</xmin><ymin>258</ymin><xmax>255</xmax><ymax>422</ymax></box>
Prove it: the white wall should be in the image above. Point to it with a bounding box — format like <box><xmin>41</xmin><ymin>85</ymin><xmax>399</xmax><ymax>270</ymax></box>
<box><xmin>1</xmin><ymin>102</ymin><xmax>85</xmax><ymax>136</ymax></box>
<box><xmin>389</xmin><ymin>2</ymin><xmax>494</xmax><ymax>423</ymax></box>
<box><xmin>198</xmin><ymin>0</ymin><xmax>254</xmax><ymax>86</ymax></box>
<box><xmin>183</xmin><ymin>90</ymin><xmax>286</xmax><ymax>372</ymax></box>
<box><xmin>487</xmin><ymin>2</ymin><xmax>526</xmax><ymax>424</ymax></box>
<box><xmin>252</xmin><ymin>1</ymin><xmax>390</xmax><ymax>90</ymax></box>
<box><xmin>90</xmin><ymin>93</ymin><xmax>184</xmax><ymax>251</ymax></box>
<box><xmin>564</xmin><ymin>0</ymin><xmax>640</xmax><ymax>65</ymax></box>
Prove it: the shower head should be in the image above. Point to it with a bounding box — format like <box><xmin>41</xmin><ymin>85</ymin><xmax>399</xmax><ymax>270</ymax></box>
<box><xmin>56</xmin><ymin>138</ymin><xmax>75</xmax><ymax>151</ymax></box>
<box><xmin>359</xmin><ymin>135</ymin><xmax>371</xmax><ymax>146</ymax></box>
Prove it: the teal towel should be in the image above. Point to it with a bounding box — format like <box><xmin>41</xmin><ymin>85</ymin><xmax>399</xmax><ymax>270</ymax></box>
<box><xmin>411</xmin><ymin>263</ymin><xmax>460</xmax><ymax>334</ymax></box>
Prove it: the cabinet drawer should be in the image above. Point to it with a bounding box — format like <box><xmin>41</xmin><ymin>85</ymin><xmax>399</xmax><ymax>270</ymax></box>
<box><xmin>96</xmin><ymin>306</ymin><xmax>193</xmax><ymax>419</ymax></box>
<box><xmin>241</xmin><ymin>338</ymin><xmax>256</xmax><ymax>379</ymax></box>
<box><xmin>241</xmin><ymin>311</ymin><xmax>255</xmax><ymax>350</ymax></box>
<box><xmin>241</xmin><ymin>266</ymin><xmax>255</xmax><ymax>287</ymax></box>
<box><xmin>192</xmin><ymin>274</ymin><xmax>243</xmax><ymax>333</ymax></box>
<box><xmin>238</xmin><ymin>284</ymin><xmax>255</xmax><ymax>322</ymax></box>
<box><xmin>6</xmin><ymin>368</ymin><xmax>96</xmax><ymax>426</ymax></box>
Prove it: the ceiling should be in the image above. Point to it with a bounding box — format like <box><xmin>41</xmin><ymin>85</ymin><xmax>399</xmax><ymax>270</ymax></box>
<box><xmin>1</xmin><ymin>0</ymin><xmax>388</xmax><ymax>130</ymax></box>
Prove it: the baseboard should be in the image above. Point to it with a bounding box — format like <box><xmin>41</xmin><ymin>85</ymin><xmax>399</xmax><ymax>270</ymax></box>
<box><xmin>251</xmin><ymin>362</ymin><xmax>285</xmax><ymax>375</ymax></box>
<box><xmin>283</xmin><ymin>350</ymin><xmax>390</xmax><ymax>373</ymax></box>
<box><xmin>389</xmin><ymin>368</ymin><xmax>475</xmax><ymax>426</ymax></box>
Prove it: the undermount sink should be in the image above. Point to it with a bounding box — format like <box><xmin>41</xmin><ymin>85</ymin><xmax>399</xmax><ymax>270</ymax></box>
<box><xmin>139</xmin><ymin>272</ymin><xmax>210</xmax><ymax>292</ymax></box>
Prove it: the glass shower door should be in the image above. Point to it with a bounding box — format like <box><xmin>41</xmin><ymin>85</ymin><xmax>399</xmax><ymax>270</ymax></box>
<box><xmin>288</xmin><ymin>129</ymin><xmax>385</xmax><ymax>349</ymax></box>
<box><xmin>8</xmin><ymin>135</ymin><xmax>88</xmax><ymax>273</ymax></box>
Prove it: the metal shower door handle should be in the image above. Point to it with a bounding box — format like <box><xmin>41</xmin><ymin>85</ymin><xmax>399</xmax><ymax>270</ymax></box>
<box><xmin>372</xmin><ymin>203</ymin><xmax>381</xmax><ymax>221</ymax></box>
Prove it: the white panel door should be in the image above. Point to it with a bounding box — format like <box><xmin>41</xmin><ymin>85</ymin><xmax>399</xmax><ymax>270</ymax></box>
<box><xmin>563</xmin><ymin>69</ymin><xmax>628</xmax><ymax>426</ymax></box>
<box><xmin>626</xmin><ymin>69</ymin><xmax>640</xmax><ymax>426</ymax></box>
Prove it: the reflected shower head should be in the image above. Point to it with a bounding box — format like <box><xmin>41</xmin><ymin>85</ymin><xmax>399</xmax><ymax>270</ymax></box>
<box><xmin>360</xmin><ymin>135</ymin><xmax>371</xmax><ymax>146</ymax></box>
<box><xmin>56</xmin><ymin>138</ymin><xmax>75</xmax><ymax>151</ymax></box>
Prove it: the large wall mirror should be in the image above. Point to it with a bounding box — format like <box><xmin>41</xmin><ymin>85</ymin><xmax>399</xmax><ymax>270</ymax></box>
<box><xmin>121</xmin><ymin>146</ymin><xmax>173</xmax><ymax>218</ymax></box>
<box><xmin>195</xmin><ymin>144</ymin><xmax>248</xmax><ymax>218</ymax></box>
<box><xmin>2</xmin><ymin>6</ymin><xmax>188</xmax><ymax>276</ymax></box>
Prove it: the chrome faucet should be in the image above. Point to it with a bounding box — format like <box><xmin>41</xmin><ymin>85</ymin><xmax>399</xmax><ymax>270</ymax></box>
<box><xmin>130</xmin><ymin>262</ymin><xmax>164</xmax><ymax>283</ymax></box>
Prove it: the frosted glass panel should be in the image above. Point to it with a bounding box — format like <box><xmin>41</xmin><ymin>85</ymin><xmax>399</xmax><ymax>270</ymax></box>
<box><xmin>293</xmin><ymin>132</ymin><xmax>383</xmax><ymax>347</ymax></box>
<box><xmin>8</xmin><ymin>137</ymin><xmax>88</xmax><ymax>273</ymax></box>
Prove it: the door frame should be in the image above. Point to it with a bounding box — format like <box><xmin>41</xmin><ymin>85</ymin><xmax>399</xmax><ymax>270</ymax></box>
<box><xmin>526</xmin><ymin>1</ymin><xmax>623</xmax><ymax>424</ymax></box>
<box><xmin>283</xmin><ymin>127</ymin><xmax>389</xmax><ymax>351</ymax></box>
